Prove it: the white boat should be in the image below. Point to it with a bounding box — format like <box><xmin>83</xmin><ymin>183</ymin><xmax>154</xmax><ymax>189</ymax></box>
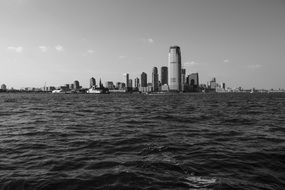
<box><xmin>52</xmin><ymin>89</ymin><xmax>64</xmax><ymax>93</ymax></box>
<box><xmin>87</xmin><ymin>86</ymin><xmax>110</xmax><ymax>94</ymax></box>
<box><xmin>87</xmin><ymin>87</ymin><xmax>104</xmax><ymax>94</ymax></box>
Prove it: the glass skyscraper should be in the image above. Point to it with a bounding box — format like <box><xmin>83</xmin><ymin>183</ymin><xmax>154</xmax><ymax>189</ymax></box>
<box><xmin>168</xmin><ymin>46</ymin><xmax>182</xmax><ymax>91</ymax></box>
<box><xmin>141</xmin><ymin>72</ymin><xmax>147</xmax><ymax>87</ymax></box>
<box><xmin>152</xmin><ymin>67</ymin><xmax>159</xmax><ymax>92</ymax></box>
<box><xmin>161</xmin><ymin>66</ymin><xmax>168</xmax><ymax>85</ymax></box>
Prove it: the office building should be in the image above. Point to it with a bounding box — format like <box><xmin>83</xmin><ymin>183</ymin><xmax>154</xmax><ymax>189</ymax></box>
<box><xmin>106</xmin><ymin>81</ymin><xmax>114</xmax><ymax>89</ymax></box>
<box><xmin>1</xmin><ymin>84</ymin><xmax>7</xmax><ymax>91</ymax></box>
<box><xmin>134</xmin><ymin>77</ymin><xmax>140</xmax><ymax>89</ymax></box>
<box><xmin>188</xmin><ymin>73</ymin><xmax>199</xmax><ymax>86</ymax></box>
<box><xmin>152</xmin><ymin>67</ymin><xmax>159</xmax><ymax>92</ymax></box>
<box><xmin>120</xmin><ymin>83</ymin><xmax>126</xmax><ymax>89</ymax></box>
<box><xmin>70</xmin><ymin>83</ymin><xmax>74</xmax><ymax>90</ymax></box>
<box><xmin>181</xmin><ymin>68</ymin><xmax>186</xmax><ymax>92</ymax></box>
<box><xmin>168</xmin><ymin>46</ymin><xmax>182</xmax><ymax>91</ymax></box>
<box><xmin>74</xmin><ymin>80</ymin><xmax>80</xmax><ymax>89</ymax></box>
<box><xmin>209</xmin><ymin>77</ymin><xmax>217</xmax><ymax>89</ymax></box>
<box><xmin>141</xmin><ymin>72</ymin><xmax>147</xmax><ymax>87</ymax></box>
<box><xmin>90</xmin><ymin>77</ymin><xmax>96</xmax><ymax>88</ymax></box>
<box><xmin>125</xmin><ymin>73</ymin><xmax>129</xmax><ymax>88</ymax></box>
<box><xmin>128</xmin><ymin>79</ymin><xmax>133</xmax><ymax>89</ymax></box>
<box><xmin>65</xmin><ymin>84</ymin><xmax>70</xmax><ymax>90</ymax></box>
<box><xmin>187</xmin><ymin>73</ymin><xmax>199</xmax><ymax>92</ymax></box>
<box><xmin>161</xmin><ymin>66</ymin><xmax>168</xmax><ymax>85</ymax></box>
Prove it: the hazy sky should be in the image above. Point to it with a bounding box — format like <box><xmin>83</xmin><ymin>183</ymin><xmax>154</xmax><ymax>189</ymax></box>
<box><xmin>0</xmin><ymin>0</ymin><xmax>284</xmax><ymax>89</ymax></box>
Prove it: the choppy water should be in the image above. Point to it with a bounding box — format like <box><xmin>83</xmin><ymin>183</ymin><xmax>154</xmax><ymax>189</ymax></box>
<box><xmin>0</xmin><ymin>93</ymin><xmax>284</xmax><ymax>190</ymax></box>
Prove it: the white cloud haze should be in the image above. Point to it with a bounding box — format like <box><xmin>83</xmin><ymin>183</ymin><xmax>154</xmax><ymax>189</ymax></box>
<box><xmin>7</xmin><ymin>46</ymin><xmax>23</xmax><ymax>53</ymax></box>
<box><xmin>39</xmin><ymin>46</ymin><xmax>48</xmax><ymax>52</ymax></box>
<box><xmin>55</xmin><ymin>45</ymin><xmax>64</xmax><ymax>52</ymax></box>
<box><xmin>247</xmin><ymin>64</ymin><xmax>262</xmax><ymax>69</ymax></box>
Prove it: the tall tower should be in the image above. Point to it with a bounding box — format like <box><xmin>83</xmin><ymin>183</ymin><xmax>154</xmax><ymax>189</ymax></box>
<box><xmin>161</xmin><ymin>66</ymin><xmax>168</xmax><ymax>85</ymax></box>
<box><xmin>181</xmin><ymin>68</ymin><xmax>186</xmax><ymax>92</ymax></box>
<box><xmin>141</xmin><ymin>72</ymin><xmax>147</xmax><ymax>87</ymax></box>
<box><xmin>168</xmin><ymin>46</ymin><xmax>182</xmax><ymax>91</ymax></box>
<box><xmin>134</xmin><ymin>77</ymin><xmax>140</xmax><ymax>89</ymax></box>
<box><xmin>74</xmin><ymin>80</ymin><xmax>80</xmax><ymax>89</ymax></box>
<box><xmin>152</xmin><ymin>67</ymin><xmax>159</xmax><ymax>92</ymax></box>
<box><xmin>128</xmin><ymin>79</ymin><xmax>133</xmax><ymax>88</ymax></box>
<box><xmin>125</xmin><ymin>73</ymin><xmax>129</xmax><ymax>88</ymax></box>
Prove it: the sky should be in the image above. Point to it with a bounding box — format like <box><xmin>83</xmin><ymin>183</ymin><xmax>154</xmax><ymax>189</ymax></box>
<box><xmin>0</xmin><ymin>0</ymin><xmax>284</xmax><ymax>89</ymax></box>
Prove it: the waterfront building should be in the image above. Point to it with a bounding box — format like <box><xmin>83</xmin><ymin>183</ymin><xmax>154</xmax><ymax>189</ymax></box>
<box><xmin>134</xmin><ymin>77</ymin><xmax>140</xmax><ymax>89</ymax></box>
<box><xmin>187</xmin><ymin>73</ymin><xmax>199</xmax><ymax>92</ymax></box>
<box><xmin>120</xmin><ymin>83</ymin><xmax>126</xmax><ymax>89</ymax></box>
<box><xmin>105</xmin><ymin>81</ymin><xmax>114</xmax><ymax>90</ymax></box>
<box><xmin>141</xmin><ymin>72</ymin><xmax>147</xmax><ymax>87</ymax></box>
<box><xmin>187</xmin><ymin>73</ymin><xmax>199</xmax><ymax>86</ymax></box>
<box><xmin>128</xmin><ymin>79</ymin><xmax>133</xmax><ymax>89</ymax></box>
<box><xmin>168</xmin><ymin>46</ymin><xmax>182</xmax><ymax>91</ymax></box>
<box><xmin>70</xmin><ymin>83</ymin><xmax>74</xmax><ymax>90</ymax></box>
<box><xmin>209</xmin><ymin>77</ymin><xmax>217</xmax><ymax>90</ymax></box>
<box><xmin>161</xmin><ymin>66</ymin><xmax>168</xmax><ymax>85</ymax></box>
<box><xmin>60</xmin><ymin>86</ymin><xmax>69</xmax><ymax>91</ymax></box>
<box><xmin>147</xmin><ymin>83</ymin><xmax>153</xmax><ymax>92</ymax></box>
<box><xmin>115</xmin><ymin>82</ymin><xmax>121</xmax><ymax>89</ymax></box>
<box><xmin>47</xmin><ymin>86</ymin><xmax>56</xmax><ymax>91</ymax></box>
<box><xmin>152</xmin><ymin>67</ymin><xmax>159</xmax><ymax>92</ymax></box>
<box><xmin>1</xmin><ymin>84</ymin><xmax>7</xmax><ymax>91</ymax></box>
<box><xmin>125</xmin><ymin>73</ymin><xmax>129</xmax><ymax>88</ymax></box>
<box><xmin>116</xmin><ymin>82</ymin><xmax>126</xmax><ymax>90</ymax></box>
<box><xmin>90</xmin><ymin>77</ymin><xmax>96</xmax><ymax>88</ymax></box>
<box><xmin>181</xmin><ymin>68</ymin><xmax>186</xmax><ymax>92</ymax></box>
<box><xmin>65</xmin><ymin>84</ymin><xmax>70</xmax><ymax>90</ymax></box>
<box><xmin>74</xmin><ymin>80</ymin><xmax>80</xmax><ymax>90</ymax></box>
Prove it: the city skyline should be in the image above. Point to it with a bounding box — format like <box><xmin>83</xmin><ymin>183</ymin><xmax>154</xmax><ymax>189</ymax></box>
<box><xmin>1</xmin><ymin>0</ymin><xmax>285</xmax><ymax>89</ymax></box>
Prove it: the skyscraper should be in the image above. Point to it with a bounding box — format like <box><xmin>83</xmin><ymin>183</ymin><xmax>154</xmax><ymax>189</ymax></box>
<box><xmin>181</xmin><ymin>68</ymin><xmax>186</xmax><ymax>92</ymax></box>
<box><xmin>74</xmin><ymin>80</ymin><xmax>80</xmax><ymax>89</ymax></box>
<box><xmin>70</xmin><ymin>83</ymin><xmax>74</xmax><ymax>90</ymax></box>
<box><xmin>152</xmin><ymin>67</ymin><xmax>159</xmax><ymax>92</ymax></box>
<box><xmin>168</xmin><ymin>46</ymin><xmax>182</xmax><ymax>91</ymax></box>
<box><xmin>161</xmin><ymin>66</ymin><xmax>168</xmax><ymax>85</ymax></box>
<box><xmin>187</xmin><ymin>73</ymin><xmax>199</xmax><ymax>92</ymax></box>
<box><xmin>134</xmin><ymin>77</ymin><xmax>140</xmax><ymax>89</ymax></box>
<box><xmin>90</xmin><ymin>77</ymin><xmax>96</xmax><ymax>88</ymax></box>
<box><xmin>141</xmin><ymin>72</ymin><xmax>147</xmax><ymax>87</ymax></box>
<box><xmin>128</xmin><ymin>79</ymin><xmax>133</xmax><ymax>89</ymax></box>
<box><xmin>125</xmin><ymin>73</ymin><xmax>129</xmax><ymax>88</ymax></box>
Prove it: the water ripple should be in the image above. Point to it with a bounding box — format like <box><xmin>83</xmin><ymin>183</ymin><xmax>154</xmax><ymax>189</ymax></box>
<box><xmin>0</xmin><ymin>93</ymin><xmax>284</xmax><ymax>189</ymax></box>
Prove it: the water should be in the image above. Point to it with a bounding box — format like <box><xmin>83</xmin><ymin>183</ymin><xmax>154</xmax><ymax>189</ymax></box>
<box><xmin>0</xmin><ymin>93</ymin><xmax>284</xmax><ymax>190</ymax></box>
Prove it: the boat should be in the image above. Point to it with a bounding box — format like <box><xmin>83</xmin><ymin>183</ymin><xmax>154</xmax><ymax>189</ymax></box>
<box><xmin>87</xmin><ymin>86</ymin><xmax>109</xmax><ymax>94</ymax></box>
<box><xmin>52</xmin><ymin>89</ymin><xmax>65</xmax><ymax>93</ymax></box>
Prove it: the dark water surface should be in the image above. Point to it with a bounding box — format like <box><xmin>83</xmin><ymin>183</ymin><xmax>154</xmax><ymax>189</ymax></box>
<box><xmin>0</xmin><ymin>93</ymin><xmax>284</xmax><ymax>190</ymax></box>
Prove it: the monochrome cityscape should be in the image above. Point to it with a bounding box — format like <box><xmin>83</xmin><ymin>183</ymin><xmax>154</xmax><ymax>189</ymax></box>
<box><xmin>1</xmin><ymin>1</ymin><xmax>284</xmax><ymax>190</ymax></box>
<box><xmin>1</xmin><ymin>45</ymin><xmax>284</xmax><ymax>94</ymax></box>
